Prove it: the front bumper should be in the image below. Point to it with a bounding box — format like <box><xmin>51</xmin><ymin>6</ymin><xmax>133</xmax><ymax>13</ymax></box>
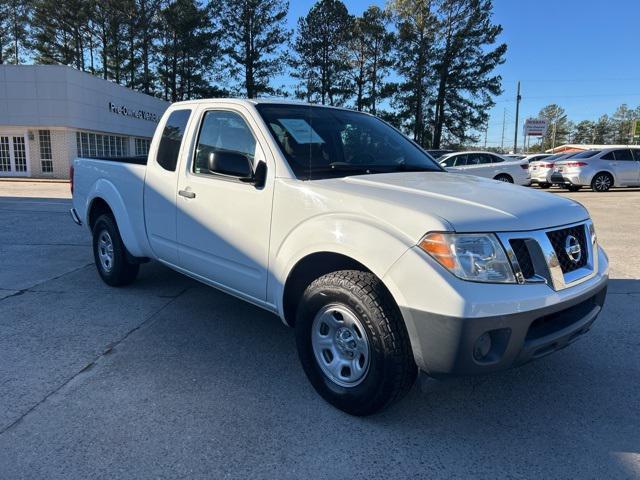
<box><xmin>401</xmin><ymin>282</ymin><xmax>606</xmax><ymax>376</ymax></box>
<box><xmin>383</xmin><ymin>243</ymin><xmax>609</xmax><ymax>376</ymax></box>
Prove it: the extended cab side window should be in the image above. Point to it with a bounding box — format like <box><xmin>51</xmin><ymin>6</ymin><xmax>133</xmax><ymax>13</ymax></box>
<box><xmin>194</xmin><ymin>110</ymin><xmax>257</xmax><ymax>176</ymax></box>
<box><xmin>156</xmin><ymin>109</ymin><xmax>191</xmax><ymax>171</ymax></box>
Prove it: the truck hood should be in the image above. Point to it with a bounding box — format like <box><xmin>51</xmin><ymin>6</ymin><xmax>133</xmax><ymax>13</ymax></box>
<box><xmin>333</xmin><ymin>172</ymin><xmax>589</xmax><ymax>234</ymax></box>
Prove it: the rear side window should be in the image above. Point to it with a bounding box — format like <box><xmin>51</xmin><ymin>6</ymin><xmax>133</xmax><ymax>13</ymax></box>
<box><xmin>454</xmin><ymin>155</ymin><xmax>468</xmax><ymax>166</ymax></box>
<box><xmin>613</xmin><ymin>149</ymin><xmax>634</xmax><ymax>161</ymax></box>
<box><xmin>632</xmin><ymin>149</ymin><xmax>640</xmax><ymax>161</ymax></box>
<box><xmin>157</xmin><ymin>109</ymin><xmax>191</xmax><ymax>171</ymax></box>
<box><xmin>571</xmin><ymin>150</ymin><xmax>601</xmax><ymax>159</ymax></box>
<box><xmin>601</xmin><ymin>151</ymin><xmax>615</xmax><ymax>160</ymax></box>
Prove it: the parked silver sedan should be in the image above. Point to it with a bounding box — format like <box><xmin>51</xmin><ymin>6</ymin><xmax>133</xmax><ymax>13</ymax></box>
<box><xmin>551</xmin><ymin>147</ymin><xmax>640</xmax><ymax>192</ymax></box>
<box><xmin>529</xmin><ymin>152</ymin><xmax>580</xmax><ymax>189</ymax></box>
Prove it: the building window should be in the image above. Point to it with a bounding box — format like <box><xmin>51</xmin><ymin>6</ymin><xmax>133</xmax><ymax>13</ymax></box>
<box><xmin>135</xmin><ymin>137</ymin><xmax>151</xmax><ymax>156</ymax></box>
<box><xmin>76</xmin><ymin>131</ymin><xmax>129</xmax><ymax>158</ymax></box>
<box><xmin>39</xmin><ymin>130</ymin><xmax>53</xmax><ymax>173</ymax></box>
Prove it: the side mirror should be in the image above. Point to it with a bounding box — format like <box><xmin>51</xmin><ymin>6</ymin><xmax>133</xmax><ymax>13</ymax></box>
<box><xmin>208</xmin><ymin>151</ymin><xmax>253</xmax><ymax>178</ymax></box>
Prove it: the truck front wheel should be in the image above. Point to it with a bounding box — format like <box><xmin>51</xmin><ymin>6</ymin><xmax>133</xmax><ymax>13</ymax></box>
<box><xmin>295</xmin><ymin>270</ymin><xmax>417</xmax><ymax>416</ymax></box>
<box><xmin>92</xmin><ymin>214</ymin><xmax>139</xmax><ymax>286</ymax></box>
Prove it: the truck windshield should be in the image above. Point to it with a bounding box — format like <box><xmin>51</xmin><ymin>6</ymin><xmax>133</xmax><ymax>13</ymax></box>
<box><xmin>255</xmin><ymin>104</ymin><xmax>442</xmax><ymax>180</ymax></box>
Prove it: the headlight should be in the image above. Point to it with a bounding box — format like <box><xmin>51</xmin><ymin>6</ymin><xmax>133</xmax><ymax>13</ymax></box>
<box><xmin>418</xmin><ymin>232</ymin><xmax>516</xmax><ymax>283</ymax></box>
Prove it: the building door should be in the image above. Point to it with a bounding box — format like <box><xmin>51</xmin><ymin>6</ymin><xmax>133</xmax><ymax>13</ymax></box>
<box><xmin>0</xmin><ymin>134</ymin><xmax>30</xmax><ymax>177</ymax></box>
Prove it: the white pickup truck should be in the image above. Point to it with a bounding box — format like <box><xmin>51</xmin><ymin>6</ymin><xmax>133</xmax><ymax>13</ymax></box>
<box><xmin>71</xmin><ymin>99</ymin><xmax>609</xmax><ymax>415</ymax></box>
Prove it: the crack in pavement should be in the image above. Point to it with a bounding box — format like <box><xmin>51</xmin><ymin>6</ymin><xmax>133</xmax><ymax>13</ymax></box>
<box><xmin>0</xmin><ymin>286</ymin><xmax>191</xmax><ymax>435</ymax></box>
<box><xmin>0</xmin><ymin>262</ymin><xmax>93</xmax><ymax>304</ymax></box>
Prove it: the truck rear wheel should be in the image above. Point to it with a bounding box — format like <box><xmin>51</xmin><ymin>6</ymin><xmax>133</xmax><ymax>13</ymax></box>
<box><xmin>92</xmin><ymin>214</ymin><xmax>139</xmax><ymax>286</ymax></box>
<box><xmin>295</xmin><ymin>270</ymin><xmax>417</xmax><ymax>416</ymax></box>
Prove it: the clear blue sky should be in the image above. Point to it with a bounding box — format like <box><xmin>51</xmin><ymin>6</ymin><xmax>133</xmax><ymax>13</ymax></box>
<box><xmin>285</xmin><ymin>0</ymin><xmax>640</xmax><ymax>147</ymax></box>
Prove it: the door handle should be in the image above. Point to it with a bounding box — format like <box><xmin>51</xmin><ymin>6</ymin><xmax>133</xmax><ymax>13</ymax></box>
<box><xmin>178</xmin><ymin>189</ymin><xmax>196</xmax><ymax>199</ymax></box>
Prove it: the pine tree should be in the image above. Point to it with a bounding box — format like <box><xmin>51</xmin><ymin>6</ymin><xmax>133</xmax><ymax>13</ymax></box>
<box><xmin>611</xmin><ymin>104</ymin><xmax>635</xmax><ymax>144</ymax></box>
<box><xmin>157</xmin><ymin>0</ymin><xmax>220</xmax><ymax>101</ymax></box>
<box><xmin>219</xmin><ymin>0</ymin><xmax>290</xmax><ymax>98</ymax></box>
<box><xmin>539</xmin><ymin>104</ymin><xmax>571</xmax><ymax>150</ymax></box>
<box><xmin>388</xmin><ymin>0</ymin><xmax>437</xmax><ymax>145</ymax></box>
<box><xmin>430</xmin><ymin>0</ymin><xmax>506</xmax><ymax>148</ymax></box>
<box><xmin>291</xmin><ymin>0</ymin><xmax>354</xmax><ymax>105</ymax></box>
<box><xmin>572</xmin><ymin>120</ymin><xmax>596</xmax><ymax>144</ymax></box>
<box><xmin>1</xmin><ymin>0</ymin><xmax>33</xmax><ymax>64</ymax></box>
<box><xmin>347</xmin><ymin>6</ymin><xmax>394</xmax><ymax>113</ymax></box>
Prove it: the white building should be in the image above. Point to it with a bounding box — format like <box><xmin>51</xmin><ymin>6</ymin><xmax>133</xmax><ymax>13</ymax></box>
<box><xmin>0</xmin><ymin>65</ymin><xmax>169</xmax><ymax>179</ymax></box>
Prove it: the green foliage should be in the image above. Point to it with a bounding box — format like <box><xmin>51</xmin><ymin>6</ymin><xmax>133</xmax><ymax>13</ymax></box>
<box><xmin>290</xmin><ymin>0</ymin><xmax>354</xmax><ymax>105</ymax></box>
<box><xmin>538</xmin><ymin>104</ymin><xmax>572</xmax><ymax>151</ymax></box>
<box><xmin>429</xmin><ymin>0</ymin><xmax>506</xmax><ymax>148</ymax></box>
<box><xmin>388</xmin><ymin>0</ymin><xmax>436</xmax><ymax>146</ymax></box>
<box><xmin>219</xmin><ymin>0</ymin><xmax>290</xmax><ymax>98</ymax></box>
<box><xmin>0</xmin><ymin>0</ymin><xmax>33</xmax><ymax>64</ymax></box>
<box><xmin>347</xmin><ymin>6</ymin><xmax>394</xmax><ymax>113</ymax></box>
<box><xmin>157</xmin><ymin>0</ymin><xmax>221</xmax><ymax>101</ymax></box>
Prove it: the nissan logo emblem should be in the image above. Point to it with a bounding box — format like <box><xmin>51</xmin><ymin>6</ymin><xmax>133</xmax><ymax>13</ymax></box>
<box><xmin>565</xmin><ymin>235</ymin><xmax>582</xmax><ymax>263</ymax></box>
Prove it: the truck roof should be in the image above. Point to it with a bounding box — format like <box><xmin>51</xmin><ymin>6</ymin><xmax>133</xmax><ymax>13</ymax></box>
<box><xmin>169</xmin><ymin>97</ymin><xmax>358</xmax><ymax>113</ymax></box>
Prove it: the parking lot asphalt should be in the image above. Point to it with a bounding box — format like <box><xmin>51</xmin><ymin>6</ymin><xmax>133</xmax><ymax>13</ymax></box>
<box><xmin>0</xmin><ymin>181</ymin><xmax>638</xmax><ymax>479</ymax></box>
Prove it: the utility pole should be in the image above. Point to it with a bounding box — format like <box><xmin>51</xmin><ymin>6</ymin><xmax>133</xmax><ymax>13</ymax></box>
<box><xmin>500</xmin><ymin>108</ymin><xmax>506</xmax><ymax>152</ymax></box>
<box><xmin>513</xmin><ymin>81</ymin><xmax>521</xmax><ymax>153</ymax></box>
<box><xmin>484</xmin><ymin>120</ymin><xmax>488</xmax><ymax>149</ymax></box>
<box><xmin>551</xmin><ymin>104</ymin><xmax>558</xmax><ymax>151</ymax></box>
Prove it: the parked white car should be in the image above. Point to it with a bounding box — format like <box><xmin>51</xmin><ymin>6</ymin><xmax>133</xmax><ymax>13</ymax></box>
<box><xmin>439</xmin><ymin>151</ymin><xmax>530</xmax><ymax>185</ymax></box>
<box><xmin>523</xmin><ymin>153</ymin><xmax>553</xmax><ymax>163</ymax></box>
<box><xmin>70</xmin><ymin>99</ymin><xmax>608</xmax><ymax>415</ymax></box>
<box><xmin>551</xmin><ymin>147</ymin><xmax>640</xmax><ymax>192</ymax></box>
<box><xmin>529</xmin><ymin>152</ymin><xmax>581</xmax><ymax>189</ymax></box>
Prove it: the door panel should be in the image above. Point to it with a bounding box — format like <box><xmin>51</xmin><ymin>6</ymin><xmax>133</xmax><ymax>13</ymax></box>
<box><xmin>176</xmin><ymin>108</ymin><xmax>274</xmax><ymax>301</ymax></box>
<box><xmin>612</xmin><ymin>149</ymin><xmax>639</xmax><ymax>185</ymax></box>
<box><xmin>144</xmin><ymin>109</ymin><xmax>193</xmax><ymax>264</ymax></box>
<box><xmin>0</xmin><ymin>134</ymin><xmax>30</xmax><ymax>176</ymax></box>
<box><xmin>12</xmin><ymin>136</ymin><xmax>28</xmax><ymax>173</ymax></box>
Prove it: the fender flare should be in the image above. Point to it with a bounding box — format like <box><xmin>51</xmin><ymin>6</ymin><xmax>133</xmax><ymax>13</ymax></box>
<box><xmin>269</xmin><ymin>213</ymin><xmax>414</xmax><ymax>317</ymax></box>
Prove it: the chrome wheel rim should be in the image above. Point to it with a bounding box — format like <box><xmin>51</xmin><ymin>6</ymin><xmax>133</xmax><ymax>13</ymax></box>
<box><xmin>594</xmin><ymin>175</ymin><xmax>611</xmax><ymax>191</ymax></box>
<box><xmin>97</xmin><ymin>230</ymin><xmax>114</xmax><ymax>272</ymax></box>
<box><xmin>311</xmin><ymin>305</ymin><xmax>370</xmax><ymax>388</ymax></box>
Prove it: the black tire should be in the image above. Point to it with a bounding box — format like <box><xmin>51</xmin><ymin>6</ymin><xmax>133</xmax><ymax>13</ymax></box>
<box><xmin>295</xmin><ymin>270</ymin><xmax>417</xmax><ymax>416</ymax></box>
<box><xmin>494</xmin><ymin>174</ymin><xmax>513</xmax><ymax>183</ymax></box>
<box><xmin>538</xmin><ymin>183</ymin><xmax>551</xmax><ymax>189</ymax></box>
<box><xmin>566</xmin><ymin>185</ymin><xmax>582</xmax><ymax>192</ymax></box>
<box><xmin>92</xmin><ymin>214</ymin><xmax>139</xmax><ymax>286</ymax></box>
<box><xmin>591</xmin><ymin>172</ymin><xmax>613</xmax><ymax>192</ymax></box>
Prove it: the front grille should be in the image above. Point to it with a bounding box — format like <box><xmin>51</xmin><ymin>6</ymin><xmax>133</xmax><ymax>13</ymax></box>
<box><xmin>509</xmin><ymin>239</ymin><xmax>535</xmax><ymax>279</ymax></box>
<box><xmin>547</xmin><ymin>225</ymin><xmax>588</xmax><ymax>273</ymax></box>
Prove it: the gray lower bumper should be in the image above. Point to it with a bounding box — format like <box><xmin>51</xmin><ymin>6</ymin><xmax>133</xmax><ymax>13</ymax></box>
<box><xmin>402</xmin><ymin>282</ymin><xmax>607</xmax><ymax>377</ymax></box>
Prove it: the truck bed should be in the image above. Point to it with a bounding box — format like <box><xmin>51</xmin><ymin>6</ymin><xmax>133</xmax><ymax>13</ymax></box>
<box><xmin>72</xmin><ymin>157</ymin><xmax>152</xmax><ymax>258</ymax></box>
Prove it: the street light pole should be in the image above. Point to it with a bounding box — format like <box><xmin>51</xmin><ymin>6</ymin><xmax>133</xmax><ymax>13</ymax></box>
<box><xmin>513</xmin><ymin>81</ymin><xmax>521</xmax><ymax>153</ymax></box>
<box><xmin>500</xmin><ymin>108</ymin><xmax>506</xmax><ymax>152</ymax></box>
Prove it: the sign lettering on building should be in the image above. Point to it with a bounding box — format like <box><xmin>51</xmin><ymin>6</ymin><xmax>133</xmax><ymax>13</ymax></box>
<box><xmin>108</xmin><ymin>102</ymin><xmax>159</xmax><ymax>123</ymax></box>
